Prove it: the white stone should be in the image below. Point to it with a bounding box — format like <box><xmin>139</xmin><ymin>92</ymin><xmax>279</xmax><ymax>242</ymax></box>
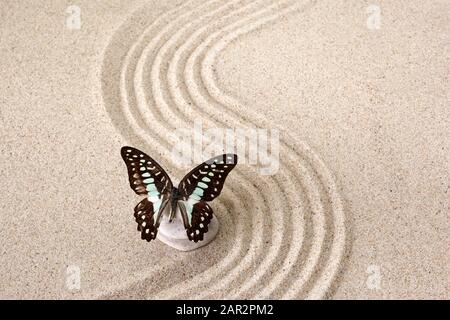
<box><xmin>157</xmin><ymin>206</ymin><xmax>219</xmax><ymax>251</ymax></box>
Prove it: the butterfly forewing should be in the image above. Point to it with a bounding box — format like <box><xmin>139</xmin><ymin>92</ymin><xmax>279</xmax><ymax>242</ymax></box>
<box><xmin>178</xmin><ymin>154</ymin><xmax>238</xmax><ymax>201</ymax></box>
<box><xmin>121</xmin><ymin>146</ymin><xmax>173</xmax><ymax>196</ymax></box>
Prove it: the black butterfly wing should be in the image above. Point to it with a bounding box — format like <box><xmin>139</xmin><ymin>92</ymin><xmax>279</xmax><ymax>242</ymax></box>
<box><xmin>121</xmin><ymin>146</ymin><xmax>173</xmax><ymax>196</ymax></box>
<box><xmin>177</xmin><ymin>154</ymin><xmax>238</xmax><ymax>242</ymax></box>
<box><xmin>178</xmin><ymin>154</ymin><xmax>238</xmax><ymax>201</ymax></box>
<box><xmin>121</xmin><ymin>146</ymin><xmax>173</xmax><ymax>241</ymax></box>
<box><xmin>178</xmin><ymin>201</ymin><xmax>213</xmax><ymax>242</ymax></box>
<box><xmin>134</xmin><ymin>198</ymin><xmax>164</xmax><ymax>241</ymax></box>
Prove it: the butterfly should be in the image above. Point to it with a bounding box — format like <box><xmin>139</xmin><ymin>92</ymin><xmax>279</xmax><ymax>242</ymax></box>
<box><xmin>121</xmin><ymin>146</ymin><xmax>238</xmax><ymax>243</ymax></box>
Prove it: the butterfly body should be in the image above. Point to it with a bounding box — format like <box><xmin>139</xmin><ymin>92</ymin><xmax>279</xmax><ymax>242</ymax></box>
<box><xmin>121</xmin><ymin>146</ymin><xmax>237</xmax><ymax>243</ymax></box>
<box><xmin>168</xmin><ymin>187</ymin><xmax>182</xmax><ymax>222</ymax></box>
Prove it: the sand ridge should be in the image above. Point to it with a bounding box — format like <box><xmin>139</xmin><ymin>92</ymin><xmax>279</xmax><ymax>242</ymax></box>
<box><xmin>100</xmin><ymin>0</ymin><xmax>347</xmax><ymax>299</ymax></box>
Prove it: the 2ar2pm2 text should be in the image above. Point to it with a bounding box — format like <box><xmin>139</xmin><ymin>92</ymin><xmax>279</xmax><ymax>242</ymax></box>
<box><xmin>176</xmin><ymin>303</ymin><xmax>274</xmax><ymax>317</ymax></box>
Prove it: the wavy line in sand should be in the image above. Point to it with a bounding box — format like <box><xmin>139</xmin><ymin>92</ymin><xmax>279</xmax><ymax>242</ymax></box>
<box><xmin>132</xmin><ymin>0</ymin><xmax>280</xmax><ymax>299</ymax></box>
<box><xmin>148</xmin><ymin>0</ymin><xmax>344</xmax><ymax>298</ymax></box>
<box><xmin>141</xmin><ymin>0</ymin><xmax>295</xmax><ymax>300</ymax></box>
<box><xmin>98</xmin><ymin>0</ymin><xmax>259</xmax><ymax>299</ymax></box>
<box><xmin>192</xmin><ymin>0</ymin><xmax>346</xmax><ymax>300</ymax></box>
<box><xmin>157</xmin><ymin>0</ymin><xmax>318</xmax><ymax>299</ymax></box>
<box><xmin>182</xmin><ymin>0</ymin><xmax>319</xmax><ymax>299</ymax></box>
<box><xmin>100</xmin><ymin>0</ymin><xmax>347</xmax><ymax>299</ymax></box>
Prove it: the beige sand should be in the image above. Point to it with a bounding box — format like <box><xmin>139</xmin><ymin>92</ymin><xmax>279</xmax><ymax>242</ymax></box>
<box><xmin>0</xmin><ymin>0</ymin><xmax>448</xmax><ymax>299</ymax></box>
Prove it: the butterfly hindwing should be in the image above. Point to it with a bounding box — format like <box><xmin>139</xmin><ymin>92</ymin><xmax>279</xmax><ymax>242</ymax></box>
<box><xmin>134</xmin><ymin>198</ymin><xmax>161</xmax><ymax>241</ymax></box>
<box><xmin>179</xmin><ymin>201</ymin><xmax>213</xmax><ymax>242</ymax></box>
<box><xmin>121</xmin><ymin>146</ymin><xmax>173</xmax><ymax>196</ymax></box>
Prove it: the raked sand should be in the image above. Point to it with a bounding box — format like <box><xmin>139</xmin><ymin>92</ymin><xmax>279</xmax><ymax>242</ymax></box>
<box><xmin>0</xmin><ymin>0</ymin><xmax>448</xmax><ymax>299</ymax></box>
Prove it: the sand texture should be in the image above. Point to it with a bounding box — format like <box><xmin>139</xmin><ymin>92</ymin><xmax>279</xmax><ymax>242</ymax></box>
<box><xmin>0</xmin><ymin>0</ymin><xmax>448</xmax><ymax>299</ymax></box>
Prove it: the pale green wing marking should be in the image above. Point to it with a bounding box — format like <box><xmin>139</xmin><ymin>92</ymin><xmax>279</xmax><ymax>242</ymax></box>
<box><xmin>183</xmin><ymin>198</ymin><xmax>197</xmax><ymax>224</ymax></box>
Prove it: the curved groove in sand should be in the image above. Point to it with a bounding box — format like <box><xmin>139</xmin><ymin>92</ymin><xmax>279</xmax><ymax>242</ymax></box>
<box><xmin>172</xmin><ymin>0</ymin><xmax>320</xmax><ymax>299</ymax></box>
<box><xmin>146</xmin><ymin>0</ymin><xmax>314</xmax><ymax>300</ymax></box>
<box><xmin>104</xmin><ymin>0</ymin><xmax>266</xmax><ymax>298</ymax></box>
<box><xmin>175</xmin><ymin>0</ymin><xmax>336</xmax><ymax>298</ymax></box>
<box><xmin>100</xmin><ymin>0</ymin><xmax>347</xmax><ymax>299</ymax></box>
<box><xmin>132</xmin><ymin>0</ymin><xmax>274</xmax><ymax>299</ymax></box>
<box><xmin>149</xmin><ymin>0</ymin><xmax>296</xmax><ymax>300</ymax></box>
<box><xmin>171</xmin><ymin>0</ymin><xmax>339</xmax><ymax>298</ymax></box>
<box><xmin>197</xmin><ymin>0</ymin><xmax>346</xmax><ymax>298</ymax></box>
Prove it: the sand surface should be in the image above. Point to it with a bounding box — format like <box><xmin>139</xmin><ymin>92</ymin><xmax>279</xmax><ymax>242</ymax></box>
<box><xmin>0</xmin><ymin>0</ymin><xmax>448</xmax><ymax>299</ymax></box>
